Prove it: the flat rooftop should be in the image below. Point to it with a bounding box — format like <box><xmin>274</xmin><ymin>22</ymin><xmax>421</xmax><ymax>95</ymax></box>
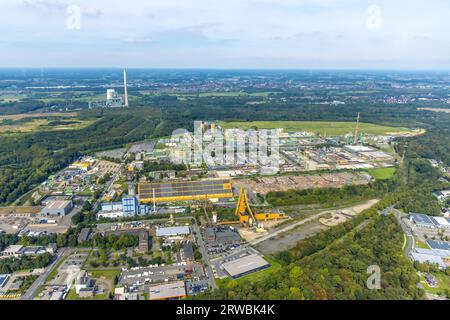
<box><xmin>344</xmin><ymin>145</ymin><xmax>375</xmax><ymax>153</ymax></box>
<box><xmin>149</xmin><ymin>281</ymin><xmax>186</xmax><ymax>300</ymax></box>
<box><xmin>222</xmin><ymin>253</ymin><xmax>270</xmax><ymax>278</ymax></box>
<box><xmin>44</xmin><ymin>200</ymin><xmax>72</xmax><ymax>210</ymax></box>
<box><xmin>156</xmin><ymin>226</ymin><xmax>190</xmax><ymax>237</ymax></box>
<box><xmin>427</xmin><ymin>240</ymin><xmax>450</xmax><ymax>252</ymax></box>
<box><xmin>410</xmin><ymin>213</ymin><xmax>436</xmax><ymax>225</ymax></box>
<box><xmin>432</xmin><ymin>217</ymin><xmax>450</xmax><ymax>227</ymax></box>
<box><xmin>139</xmin><ymin>179</ymin><xmax>233</xmax><ymax>202</ymax></box>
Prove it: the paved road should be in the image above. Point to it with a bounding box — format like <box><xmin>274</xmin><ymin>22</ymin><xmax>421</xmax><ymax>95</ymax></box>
<box><xmin>191</xmin><ymin>220</ymin><xmax>217</xmax><ymax>290</ymax></box>
<box><xmin>21</xmin><ymin>247</ymin><xmax>69</xmax><ymax>300</ymax></box>
<box><xmin>93</xmin><ymin>171</ymin><xmax>121</xmax><ymax>209</ymax></box>
<box><xmin>390</xmin><ymin>206</ymin><xmax>415</xmax><ymax>256</ymax></box>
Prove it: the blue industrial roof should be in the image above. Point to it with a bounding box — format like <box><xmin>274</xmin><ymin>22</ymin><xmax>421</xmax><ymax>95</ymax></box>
<box><xmin>427</xmin><ymin>240</ymin><xmax>450</xmax><ymax>252</ymax></box>
<box><xmin>409</xmin><ymin>213</ymin><xmax>436</xmax><ymax>225</ymax></box>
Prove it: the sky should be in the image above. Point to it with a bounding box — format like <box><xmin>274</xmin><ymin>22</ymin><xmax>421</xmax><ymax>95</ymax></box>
<box><xmin>0</xmin><ymin>0</ymin><xmax>449</xmax><ymax>69</ymax></box>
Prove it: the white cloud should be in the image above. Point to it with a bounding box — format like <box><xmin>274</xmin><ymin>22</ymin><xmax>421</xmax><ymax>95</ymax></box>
<box><xmin>0</xmin><ymin>0</ymin><xmax>449</xmax><ymax>68</ymax></box>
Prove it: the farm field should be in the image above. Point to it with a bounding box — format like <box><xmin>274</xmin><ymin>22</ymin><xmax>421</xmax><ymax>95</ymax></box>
<box><xmin>0</xmin><ymin>112</ymin><xmax>77</xmax><ymax>121</ymax></box>
<box><xmin>219</xmin><ymin>120</ymin><xmax>413</xmax><ymax>136</ymax></box>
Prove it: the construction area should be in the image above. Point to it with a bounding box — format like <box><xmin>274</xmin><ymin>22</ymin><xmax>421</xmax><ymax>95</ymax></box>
<box><xmin>232</xmin><ymin>172</ymin><xmax>370</xmax><ymax>195</ymax></box>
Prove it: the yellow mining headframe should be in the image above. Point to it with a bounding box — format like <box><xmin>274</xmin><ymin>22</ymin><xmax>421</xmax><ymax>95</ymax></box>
<box><xmin>235</xmin><ymin>188</ymin><xmax>257</xmax><ymax>227</ymax></box>
<box><xmin>235</xmin><ymin>188</ymin><xmax>287</xmax><ymax>228</ymax></box>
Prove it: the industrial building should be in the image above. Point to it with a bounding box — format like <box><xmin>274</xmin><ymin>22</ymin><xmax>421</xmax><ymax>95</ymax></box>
<box><xmin>427</xmin><ymin>240</ymin><xmax>450</xmax><ymax>253</ymax></box>
<box><xmin>148</xmin><ymin>281</ymin><xmax>186</xmax><ymax>300</ymax></box>
<box><xmin>205</xmin><ymin>227</ymin><xmax>240</xmax><ymax>244</ymax></box>
<box><xmin>1</xmin><ymin>244</ymin><xmax>54</xmax><ymax>257</ymax></box>
<box><xmin>40</xmin><ymin>200</ymin><xmax>73</xmax><ymax>216</ymax></box>
<box><xmin>409</xmin><ymin>213</ymin><xmax>450</xmax><ymax>229</ymax></box>
<box><xmin>409</xmin><ymin>213</ymin><xmax>437</xmax><ymax>229</ymax></box>
<box><xmin>0</xmin><ymin>274</ymin><xmax>10</xmax><ymax>288</ymax></box>
<box><xmin>138</xmin><ymin>179</ymin><xmax>233</xmax><ymax>203</ymax></box>
<box><xmin>1</xmin><ymin>245</ymin><xmax>24</xmax><ymax>257</ymax></box>
<box><xmin>155</xmin><ymin>226</ymin><xmax>190</xmax><ymax>237</ymax></box>
<box><xmin>410</xmin><ymin>248</ymin><xmax>450</xmax><ymax>269</ymax></box>
<box><xmin>138</xmin><ymin>232</ymin><xmax>149</xmax><ymax>253</ymax></box>
<box><xmin>77</xmin><ymin>228</ymin><xmax>92</xmax><ymax>243</ymax></box>
<box><xmin>98</xmin><ymin>196</ymin><xmax>151</xmax><ymax>219</ymax></box>
<box><xmin>235</xmin><ymin>188</ymin><xmax>287</xmax><ymax>226</ymax></box>
<box><xmin>122</xmin><ymin>197</ymin><xmax>139</xmax><ymax>217</ymax></box>
<box><xmin>222</xmin><ymin>253</ymin><xmax>270</xmax><ymax>279</ymax></box>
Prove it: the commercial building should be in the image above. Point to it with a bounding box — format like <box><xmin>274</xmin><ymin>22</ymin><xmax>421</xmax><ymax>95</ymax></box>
<box><xmin>222</xmin><ymin>253</ymin><xmax>270</xmax><ymax>279</ymax></box>
<box><xmin>155</xmin><ymin>226</ymin><xmax>190</xmax><ymax>237</ymax></box>
<box><xmin>148</xmin><ymin>281</ymin><xmax>186</xmax><ymax>300</ymax></box>
<box><xmin>40</xmin><ymin>200</ymin><xmax>73</xmax><ymax>216</ymax></box>
<box><xmin>138</xmin><ymin>179</ymin><xmax>233</xmax><ymax>203</ymax></box>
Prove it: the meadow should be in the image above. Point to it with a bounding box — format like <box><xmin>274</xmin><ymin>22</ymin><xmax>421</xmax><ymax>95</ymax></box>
<box><xmin>219</xmin><ymin>120</ymin><xmax>413</xmax><ymax>136</ymax></box>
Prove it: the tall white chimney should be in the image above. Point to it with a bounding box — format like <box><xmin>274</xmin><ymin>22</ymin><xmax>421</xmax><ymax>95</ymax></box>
<box><xmin>123</xmin><ymin>69</ymin><xmax>129</xmax><ymax>107</ymax></box>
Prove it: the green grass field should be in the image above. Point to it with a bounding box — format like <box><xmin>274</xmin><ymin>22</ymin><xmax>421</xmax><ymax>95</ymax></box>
<box><xmin>65</xmin><ymin>288</ymin><xmax>108</xmax><ymax>300</ymax></box>
<box><xmin>0</xmin><ymin>117</ymin><xmax>96</xmax><ymax>134</ymax></box>
<box><xmin>219</xmin><ymin>121</ymin><xmax>412</xmax><ymax>136</ymax></box>
<box><xmin>365</xmin><ymin>167</ymin><xmax>397</xmax><ymax>180</ymax></box>
<box><xmin>88</xmin><ymin>269</ymin><xmax>121</xmax><ymax>280</ymax></box>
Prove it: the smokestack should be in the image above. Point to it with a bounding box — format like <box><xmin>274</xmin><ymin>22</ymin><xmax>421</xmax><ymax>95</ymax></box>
<box><xmin>123</xmin><ymin>69</ymin><xmax>129</xmax><ymax>107</ymax></box>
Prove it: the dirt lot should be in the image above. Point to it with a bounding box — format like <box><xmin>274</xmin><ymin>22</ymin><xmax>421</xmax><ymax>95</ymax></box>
<box><xmin>233</xmin><ymin>172</ymin><xmax>368</xmax><ymax>195</ymax></box>
<box><xmin>255</xmin><ymin>199</ymin><xmax>379</xmax><ymax>255</ymax></box>
<box><xmin>256</xmin><ymin>220</ymin><xmax>326</xmax><ymax>255</ymax></box>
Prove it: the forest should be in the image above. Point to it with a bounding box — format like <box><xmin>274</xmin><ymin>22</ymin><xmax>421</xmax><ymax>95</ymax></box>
<box><xmin>197</xmin><ymin>214</ymin><xmax>423</xmax><ymax>300</ymax></box>
<box><xmin>0</xmin><ymin>108</ymin><xmax>163</xmax><ymax>205</ymax></box>
<box><xmin>0</xmin><ymin>252</ymin><xmax>53</xmax><ymax>274</ymax></box>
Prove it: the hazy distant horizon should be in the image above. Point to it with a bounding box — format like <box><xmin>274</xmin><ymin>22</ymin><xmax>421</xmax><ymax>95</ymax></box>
<box><xmin>0</xmin><ymin>67</ymin><xmax>449</xmax><ymax>73</ymax></box>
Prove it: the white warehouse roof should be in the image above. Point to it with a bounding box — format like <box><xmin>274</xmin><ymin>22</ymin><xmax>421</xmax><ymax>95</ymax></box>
<box><xmin>155</xmin><ymin>226</ymin><xmax>190</xmax><ymax>237</ymax></box>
